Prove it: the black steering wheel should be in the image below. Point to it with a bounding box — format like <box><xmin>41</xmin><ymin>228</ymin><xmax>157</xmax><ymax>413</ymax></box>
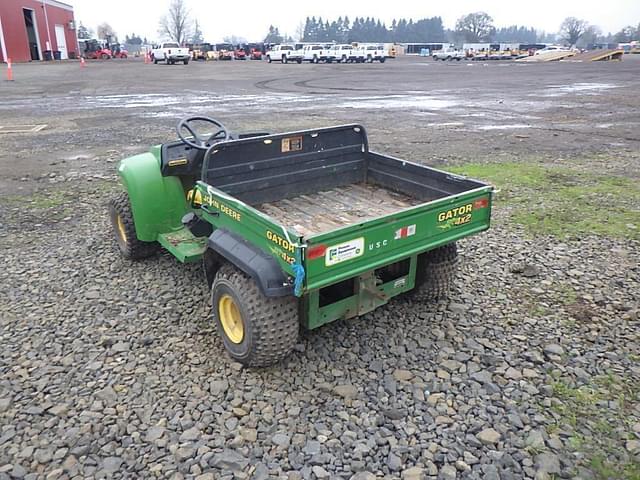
<box><xmin>176</xmin><ymin>116</ymin><xmax>229</xmax><ymax>150</ymax></box>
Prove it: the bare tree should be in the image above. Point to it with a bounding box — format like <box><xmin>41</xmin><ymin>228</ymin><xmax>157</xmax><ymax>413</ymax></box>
<box><xmin>190</xmin><ymin>20</ymin><xmax>204</xmax><ymax>44</ymax></box>
<box><xmin>159</xmin><ymin>0</ymin><xmax>192</xmax><ymax>45</ymax></box>
<box><xmin>455</xmin><ymin>12</ymin><xmax>494</xmax><ymax>42</ymax></box>
<box><xmin>559</xmin><ymin>17</ymin><xmax>588</xmax><ymax>46</ymax></box>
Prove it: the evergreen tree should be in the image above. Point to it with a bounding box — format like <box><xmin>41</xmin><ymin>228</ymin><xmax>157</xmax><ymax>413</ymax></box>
<box><xmin>77</xmin><ymin>22</ymin><xmax>93</xmax><ymax>39</ymax></box>
<box><xmin>264</xmin><ymin>25</ymin><xmax>283</xmax><ymax>43</ymax></box>
<box><xmin>303</xmin><ymin>17</ymin><xmax>311</xmax><ymax>41</ymax></box>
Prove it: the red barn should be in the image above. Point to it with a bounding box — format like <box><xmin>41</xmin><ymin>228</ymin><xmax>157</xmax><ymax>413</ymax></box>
<box><xmin>0</xmin><ymin>0</ymin><xmax>77</xmax><ymax>62</ymax></box>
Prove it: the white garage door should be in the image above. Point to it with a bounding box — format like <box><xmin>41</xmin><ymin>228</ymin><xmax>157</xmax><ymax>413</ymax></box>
<box><xmin>55</xmin><ymin>24</ymin><xmax>68</xmax><ymax>59</ymax></box>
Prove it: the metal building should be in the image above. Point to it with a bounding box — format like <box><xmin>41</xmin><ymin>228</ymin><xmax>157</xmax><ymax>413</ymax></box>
<box><xmin>0</xmin><ymin>0</ymin><xmax>77</xmax><ymax>62</ymax></box>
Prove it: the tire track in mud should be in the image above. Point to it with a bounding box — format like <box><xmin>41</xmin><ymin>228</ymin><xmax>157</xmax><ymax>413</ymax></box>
<box><xmin>253</xmin><ymin>78</ymin><xmax>295</xmax><ymax>93</ymax></box>
<box><xmin>293</xmin><ymin>78</ymin><xmax>380</xmax><ymax>92</ymax></box>
<box><xmin>254</xmin><ymin>76</ymin><xmax>380</xmax><ymax>94</ymax></box>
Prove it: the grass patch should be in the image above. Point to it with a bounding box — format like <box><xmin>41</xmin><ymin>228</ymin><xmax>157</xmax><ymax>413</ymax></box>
<box><xmin>545</xmin><ymin>375</ymin><xmax>640</xmax><ymax>479</ymax></box>
<box><xmin>590</xmin><ymin>455</ymin><xmax>640</xmax><ymax>480</ymax></box>
<box><xmin>449</xmin><ymin>162</ymin><xmax>640</xmax><ymax>240</ymax></box>
<box><xmin>3</xmin><ymin>190</ymin><xmax>70</xmax><ymax>208</ymax></box>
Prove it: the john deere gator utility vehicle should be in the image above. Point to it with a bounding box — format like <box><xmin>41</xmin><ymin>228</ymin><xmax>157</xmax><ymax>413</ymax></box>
<box><xmin>109</xmin><ymin>116</ymin><xmax>493</xmax><ymax>366</ymax></box>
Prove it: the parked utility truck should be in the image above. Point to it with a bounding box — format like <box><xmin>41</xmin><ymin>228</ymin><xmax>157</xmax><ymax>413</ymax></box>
<box><xmin>356</xmin><ymin>44</ymin><xmax>388</xmax><ymax>62</ymax></box>
<box><xmin>432</xmin><ymin>48</ymin><xmax>464</xmax><ymax>61</ymax></box>
<box><xmin>302</xmin><ymin>44</ymin><xmax>332</xmax><ymax>63</ymax></box>
<box><xmin>329</xmin><ymin>44</ymin><xmax>354</xmax><ymax>63</ymax></box>
<box><xmin>266</xmin><ymin>44</ymin><xmax>303</xmax><ymax>63</ymax></box>
<box><xmin>109</xmin><ymin>117</ymin><xmax>493</xmax><ymax>366</ymax></box>
<box><xmin>151</xmin><ymin>42</ymin><xmax>190</xmax><ymax>64</ymax></box>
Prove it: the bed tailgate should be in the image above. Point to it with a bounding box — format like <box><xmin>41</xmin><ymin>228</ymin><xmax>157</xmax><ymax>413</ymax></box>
<box><xmin>303</xmin><ymin>186</ymin><xmax>493</xmax><ymax>291</ymax></box>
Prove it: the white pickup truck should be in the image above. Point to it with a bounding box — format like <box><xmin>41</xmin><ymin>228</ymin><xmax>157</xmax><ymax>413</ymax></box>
<box><xmin>265</xmin><ymin>45</ymin><xmax>303</xmax><ymax>64</ymax></box>
<box><xmin>328</xmin><ymin>44</ymin><xmax>354</xmax><ymax>63</ymax></box>
<box><xmin>432</xmin><ymin>49</ymin><xmax>464</xmax><ymax>61</ymax></box>
<box><xmin>151</xmin><ymin>42</ymin><xmax>190</xmax><ymax>65</ymax></box>
<box><xmin>302</xmin><ymin>45</ymin><xmax>332</xmax><ymax>63</ymax></box>
<box><xmin>354</xmin><ymin>44</ymin><xmax>387</xmax><ymax>63</ymax></box>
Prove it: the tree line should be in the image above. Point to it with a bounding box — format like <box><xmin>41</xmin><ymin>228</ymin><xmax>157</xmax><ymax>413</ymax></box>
<box><xmin>78</xmin><ymin>0</ymin><xmax>640</xmax><ymax>48</ymax></box>
<box><xmin>297</xmin><ymin>13</ymin><xmax>638</xmax><ymax>47</ymax></box>
<box><xmin>301</xmin><ymin>16</ymin><xmax>446</xmax><ymax>43</ymax></box>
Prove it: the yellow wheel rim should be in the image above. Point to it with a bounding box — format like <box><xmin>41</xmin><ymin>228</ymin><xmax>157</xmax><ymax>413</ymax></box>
<box><xmin>116</xmin><ymin>214</ymin><xmax>127</xmax><ymax>244</ymax></box>
<box><xmin>219</xmin><ymin>294</ymin><xmax>244</xmax><ymax>344</ymax></box>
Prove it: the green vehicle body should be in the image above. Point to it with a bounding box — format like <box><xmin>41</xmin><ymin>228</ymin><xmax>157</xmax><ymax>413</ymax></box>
<box><xmin>117</xmin><ymin>124</ymin><xmax>493</xmax><ymax>331</ymax></box>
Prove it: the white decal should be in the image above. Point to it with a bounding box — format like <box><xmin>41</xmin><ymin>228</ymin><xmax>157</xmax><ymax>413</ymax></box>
<box><xmin>325</xmin><ymin>237</ymin><xmax>364</xmax><ymax>266</ymax></box>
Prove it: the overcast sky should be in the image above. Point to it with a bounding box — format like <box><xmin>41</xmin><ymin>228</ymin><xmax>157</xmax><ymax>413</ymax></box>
<box><xmin>73</xmin><ymin>0</ymin><xmax>639</xmax><ymax>42</ymax></box>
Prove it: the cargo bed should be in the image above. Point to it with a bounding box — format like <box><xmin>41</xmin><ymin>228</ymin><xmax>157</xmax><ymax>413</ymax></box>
<box><xmin>257</xmin><ymin>183</ymin><xmax>425</xmax><ymax>237</ymax></box>
<box><xmin>201</xmin><ymin>124</ymin><xmax>488</xmax><ymax>240</ymax></box>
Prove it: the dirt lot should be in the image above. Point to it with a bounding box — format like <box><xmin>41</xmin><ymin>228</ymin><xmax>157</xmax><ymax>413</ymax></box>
<box><xmin>0</xmin><ymin>56</ymin><xmax>639</xmax><ymax>480</ymax></box>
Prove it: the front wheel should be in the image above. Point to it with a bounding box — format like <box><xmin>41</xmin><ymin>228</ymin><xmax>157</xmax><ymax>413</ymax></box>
<box><xmin>296</xmin><ymin>58</ymin><xmax>302</xmax><ymax>64</ymax></box>
<box><xmin>108</xmin><ymin>192</ymin><xmax>159</xmax><ymax>260</ymax></box>
<box><xmin>312</xmin><ymin>55</ymin><xmax>318</xmax><ymax>64</ymax></box>
<box><xmin>413</xmin><ymin>243</ymin><xmax>458</xmax><ymax>301</ymax></box>
<box><xmin>379</xmin><ymin>57</ymin><xmax>386</xmax><ymax>63</ymax></box>
<box><xmin>183</xmin><ymin>59</ymin><xmax>189</xmax><ymax>65</ymax></box>
<box><xmin>282</xmin><ymin>55</ymin><xmax>288</xmax><ymax>64</ymax></box>
<box><xmin>267</xmin><ymin>56</ymin><xmax>272</xmax><ymax>63</ymax></box>
<box><xmin>212</xmin><ymin>263</ymin><xmax>299</xmax><ymax>367</ymax></box>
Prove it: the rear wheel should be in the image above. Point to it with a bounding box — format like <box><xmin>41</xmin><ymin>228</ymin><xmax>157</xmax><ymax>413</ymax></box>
<box><xmin>267</xmin><ymin>55</ymin><xmax>272</xmax><ymax>63</ymax></box>
<box><xmin>380</xmin><ymin>57</ymin><xmax>386</xmax><ymax>63</ymax></box>
<box><xmin>414</xmin><ymin>243</ymin><xmax>458</xmax><ymax>301</ymax></box>
<box><xmin>211</xmin><ymin>263</ymin><xmax>299</xmax><ymax>367</ymax></box>
<box><xmin>312</xmin><ymin>55</ymin><xmax>318</xmax><ymax>64</ymax></box>
<box><xmin>183</xmin><ymin>58</ymin><xmax>189</xmax><ymax>65</ymax></box>
<box><xmin>108</xmin><ymin>192</ymin><xmax>159</xmax><ymax>260</ymax></box>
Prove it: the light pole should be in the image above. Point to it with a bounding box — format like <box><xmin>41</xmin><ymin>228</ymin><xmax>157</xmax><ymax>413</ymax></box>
<box><xmin>42</xmin><ymin>0</ymin><xmax>53</xmax><ymax>54</ymax></box>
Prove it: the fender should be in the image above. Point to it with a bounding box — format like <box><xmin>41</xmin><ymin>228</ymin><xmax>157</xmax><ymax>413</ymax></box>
<box><xmin>208</xmin><ymin>229</ymin><xmax>293</xmax><ymax>297</ymax></box>
<box><xmin>117</xmin><ymin>147</ymin><xmax>189</xmax><ymax>241</ymax></box>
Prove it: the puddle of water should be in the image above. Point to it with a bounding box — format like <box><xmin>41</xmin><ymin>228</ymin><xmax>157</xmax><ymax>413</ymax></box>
<box><xmin>337</xmin><ymin>95</ymin><xmax>457</xmax><ymax>110</ymax></box>
<box><xmin>426</xmin><ymin>122</ymin><xmax>465</xmax><ymax>127</ymax></box>
<box><xmin>538</xmin><ymin>82</ymin><xmax>618</xmax><ymax>97</ymax></box>
<box><xmin>476</xmin><ymin>124</ymin><xmax>530</xmax><ymax>130</ymax></box>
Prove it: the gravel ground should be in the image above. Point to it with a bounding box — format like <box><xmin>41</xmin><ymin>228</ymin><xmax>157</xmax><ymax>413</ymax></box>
<box><xmin>1</xmin><ymin>57</ymin><xmax>639</xmax><ymax>480</ymax></box>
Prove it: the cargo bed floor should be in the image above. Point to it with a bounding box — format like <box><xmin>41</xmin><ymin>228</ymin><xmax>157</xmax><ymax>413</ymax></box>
<box><xmin>257</xmin><ymin>183</ymin><xmax>424</xmax><ymax>237</ymax></box>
